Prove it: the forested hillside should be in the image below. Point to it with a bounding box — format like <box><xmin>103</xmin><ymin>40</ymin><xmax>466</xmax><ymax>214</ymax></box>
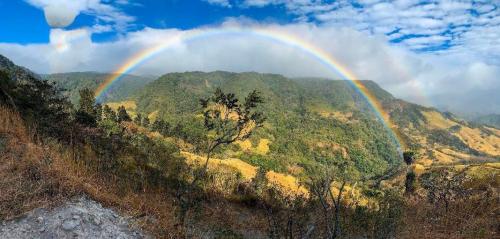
<box><xmin>127</xmin><ymin>71</ymin><xmax>401</xmax><ymax>178</ymax></box>
<box><xmin>103</xmin><ymin>71</ymin><xmax>498</xmax><ymax>178</ymax></box>
<box><xmin>45</xmin><ymin>72</ymin><xmax>154</xmax><ymax>104</ymax></box>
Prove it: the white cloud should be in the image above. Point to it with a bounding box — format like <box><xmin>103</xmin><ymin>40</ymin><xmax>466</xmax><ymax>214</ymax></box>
<box><xmin>233</xmin><ymin>0</ymin><xmax>500</xmax><ymax>59</ymax></box>
<box><xmin>25</xmin><ymin>0</ymin><xmax>134</xmax><ymax>31</ymax></box>
<box><xmin>242</xmin><ymin>0</ymin><xmax>282</xmax><ymax>7</ymax></box>
<box><xmin>203</xmin><ymin>0</ymin><xmax>232</xmax><ymax>7</ymax></box>
<box><xmin>43</xmin><ymin>4</ymin><xmax>79</xmax><ymax>28</ymax></box>
<box><xmin>0</xmin><ymin>20</ymin><xmax>498</xmax><ymax>114</ymax></box>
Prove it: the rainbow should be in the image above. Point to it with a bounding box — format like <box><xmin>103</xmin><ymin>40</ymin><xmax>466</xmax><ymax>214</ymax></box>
<box><xmin>95</xmin><ymin>27</ymin><xmax>405</xmax><ymax>151</ymax></box>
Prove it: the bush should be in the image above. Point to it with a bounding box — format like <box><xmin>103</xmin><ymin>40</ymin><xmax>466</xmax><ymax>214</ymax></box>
<box><xmin>405</xmin><ymin>171</ymin><xmax>417</xmax><ymax>194</ymax></box>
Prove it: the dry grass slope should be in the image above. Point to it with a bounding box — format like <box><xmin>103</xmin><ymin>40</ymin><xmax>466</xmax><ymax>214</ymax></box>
<box><xmin>420</xmin><ymin>110</ymin><xmax>500</xmax><ymax>164</ymax></box>
<box><xmin>0</xmin><ymin>107</ymin><xmax>78</xmax><ymax>220</ymax></box>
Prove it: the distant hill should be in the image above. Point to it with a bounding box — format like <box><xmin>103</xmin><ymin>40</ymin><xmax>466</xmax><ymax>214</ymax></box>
<box><xmin>0</xmin><ymin>54</ymin><xmax>38</xmax><ymax>82</ymax></box>
<box><xmin>472</xmin><ymin>114</ymin><xmax>500</xmax><ymax>128</ymax></box>
<box><xmin>44</xmin><ymin>72</ymin><xmax>154</xmax><ymax>105</ymax></box>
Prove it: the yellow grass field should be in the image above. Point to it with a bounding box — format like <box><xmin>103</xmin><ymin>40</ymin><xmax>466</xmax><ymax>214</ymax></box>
<box><xmin>455</xmin><ymin>127</ymin><xmax>499</xmax><ymax>156</ymax></box>
<box><xmin>421</xmin><ymin>111</ymin><xmax>457</xmax><ymax>129</ymax></box>
<box><xmin>422</xmin><ymin>110</ymin><xmax>500</xmax><ymax>158</ymax></box>
<box><xmin>236</xmin><ymin>138</ymin><xmax>270</xmax><ymax>155</ymax></box>
<box><xmin>181</xmin><ymin>151</ymin><xmax>372</xmax><ymax>206</ymax></box>
<box><xmin>106</xmin><ymin>100</ymin><xmax>137</xmax><ymax>118</ymax></box>
<box><xmin>317</xmin><ymin>111</ymin><xmax>354</xmax><ymax>123</ymax></box>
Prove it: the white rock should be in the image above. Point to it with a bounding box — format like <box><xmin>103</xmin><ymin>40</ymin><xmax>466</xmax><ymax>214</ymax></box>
<box><xmin>92</xmin><ymin>217</ymin><xmax>102</xmax><ymax>226</ymax></box>
<box><xmin>61</xmin><ymin>220</ymin><xmax>78</xmax><ymax>231</ymax></box>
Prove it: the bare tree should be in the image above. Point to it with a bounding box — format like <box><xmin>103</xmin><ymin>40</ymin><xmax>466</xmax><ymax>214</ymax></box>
<box><xmin>420</xmin><ymin>168</ymin><xmax>472</xmax><ymax>213</ymax></box>
<box><xmin>305</xmin><ymin>163</ymin><xmax>350</xmax><ymax>239</ymax></box>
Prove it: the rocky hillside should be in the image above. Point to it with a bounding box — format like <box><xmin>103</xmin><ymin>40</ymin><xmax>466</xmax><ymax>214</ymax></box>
<box><xmin>0</xmin><ymin>197</ymin><xmax>149</xmax><ymax>239</ymax></box>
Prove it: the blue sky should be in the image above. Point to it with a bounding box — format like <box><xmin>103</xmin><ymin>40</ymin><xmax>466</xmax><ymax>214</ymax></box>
<box><xmin>2</xmin><ymin>0</ymin><xmax>498</xmax><ymax>55</ymax></box>
<box><xmin>0</xmin><ymin>0</ymin><xmax>499</xmax><ymax>114</ymax></box>
<box><xmin>1</xmin><ymin>0</ymin><xmax>293</xmax><ymax>43</ymax></box>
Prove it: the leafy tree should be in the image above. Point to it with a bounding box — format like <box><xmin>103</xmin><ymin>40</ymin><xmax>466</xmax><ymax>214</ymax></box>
<box><xmin>0</xmin><ymin>71</ymin><xmax>18</xmax><ymax>111</ymax></box>
<box><xmin>0</xmin><ymin>70</ymin><xmax>72</xmax><ymax>140</ymax></box>
<box><xmin>134</xmin><ymin>113</ymin><xmax>143</xmax><ymax>125</ymax></box>
<box><xmin>296</xmin><ymin>94</ymin><xmax>309</xmax><ymax>120</ymax></box>
<box><xmin>171</xmin><ymin>123</ymin><xmax>183</xmax><ymax>138</ymax></box>
<box><xmin>176</xmin><ymin>88</ymin><xmax>265</xmax><ymax>227</ymax></box>
<box><xmin>103</xmin><ymin>105</ymin><xmax>117</xmax><ymax>121</ymax></box>
<box><xmin>142</xmin><ymin>116</ymin><xmax>150</xmax><ymax>128</ymax></box>
<box><xmin>117</xmin><ymin>106</ymin><xmax>131</xmax><ymax>122</ymax></box>
<box><xmin>197</xmin><ymin>87</ymin><xmax>265</xmax><ymax>180</ymax></box>
<box><xmin>403</xmin><ymin>151</ymin><xmax>417</xmax><ymax>165</ymax></box>
<box><xmin>251</xmin><ymin>167</ymin><xmax>269</xmax><ymax>195</ymax></box>
<box><xmin>78</xmin><ymin>88</ymin><xmax>95</xmax><ymax>115</ymax></box>
<box><xmin>94</xmin><ymin>103</ymin><xmax>103</xmax><ymax>122</ymax></box>
<box><xmin>152</xmin><ymin>119</ymin><xmax>170</xmax><ymax>135</ymax></box>
<box><xmin>405</xmin><ymin>171</ymin><xmax>417</xmax><ymax>194</ymax></box>
<box><xmin>403</xmin><ymin>150</ymin><xmax>418</xmax><ymax>195</ymax></box>
<box><xmin>75</xmin><ymin>88</ymin><xmax>97</xmax><ymax>126</ymax></box>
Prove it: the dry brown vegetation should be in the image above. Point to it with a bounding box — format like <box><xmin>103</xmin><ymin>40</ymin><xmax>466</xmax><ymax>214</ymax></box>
<box><xmin>0</xmin><ymin>105</ymin><xmax>268</xmax><ymax>238</ymax></box>
<box><xmin>402</xmin><ymin>186</ymin><xmax>499</xmax><ymax>238</ymax></box>
<box><xmin>0</xmin><ymin>107</ymin><xmax>78</xmax><ymax>219</ymax></box>
<box><xmin>421</xmin><ymin>110</ymin><xmax>500</xmax><ymax>158</ymax></box>
<box><xmin>2</xmin><ymin>104</ymin><xmax>499</xmax><ymax>238</ymax></box>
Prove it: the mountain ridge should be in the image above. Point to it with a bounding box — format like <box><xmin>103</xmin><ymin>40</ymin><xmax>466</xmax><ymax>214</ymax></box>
<box><xmin>44</xmin><ymin>72</ymin><xmax>154</xmax><ymax>105</ymax></box>
<box><xmin>110</xmin><ymin>70</ymin><xmax>498</xmax><ymax>176</ymax></box>
<box><xmin>2</xmin><ymin>54</ymin><xmax>498</xmax><ymax>176</ymax></box>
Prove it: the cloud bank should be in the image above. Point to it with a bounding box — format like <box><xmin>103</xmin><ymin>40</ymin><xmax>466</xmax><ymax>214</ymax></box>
<box><xmin>211</xmin><ymin>0</ymin><xmax>500</xmax><ymax>61</ymax></box>
<box><xmin>0</xmin><ymin>19</ymin><xmax>498</xmax><ymax>115</ymax></box>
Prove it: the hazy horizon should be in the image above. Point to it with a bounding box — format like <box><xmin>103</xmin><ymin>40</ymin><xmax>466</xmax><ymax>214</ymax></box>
<box><xmin>1</xmin><ymin>0</ymin><xmax>499</xmax><ymax>115</ymax></box>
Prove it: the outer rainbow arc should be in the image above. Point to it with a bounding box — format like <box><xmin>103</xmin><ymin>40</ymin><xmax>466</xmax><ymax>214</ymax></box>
<box><xmin>95</xmin><ymin>27</ymin><xmax>406</xmax><ymax>152</ymax></box>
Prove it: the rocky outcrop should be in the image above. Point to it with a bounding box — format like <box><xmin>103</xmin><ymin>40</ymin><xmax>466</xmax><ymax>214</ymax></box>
<box><xmin>0</xmin><ymin>197</ymin><xmax>150</xmax><ymax>239</ymax></box>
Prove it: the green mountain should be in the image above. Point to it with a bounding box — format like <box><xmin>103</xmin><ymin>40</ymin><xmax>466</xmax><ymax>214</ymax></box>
<box><xmin>4</xmin><ymin>51</ymin><xmax>497</xmax><ymax>178</ymax></box>
<box><xmin>44</xmin><ymin>72</ymin><xmax>154</xmax><ymax>105</ymax></box>
<box><xmin>472</xmin><ymin>114</ymin><xmax>500</xmax><ymax>128</ymax></box>
<box><xmin>124</xmin><ymin>71</ymin><xmax>499</xmax><ymax>175</ymax></box>
<box><xmin>128</xmin><ymin>72</ymin><xmax>399</xmax><ymax>177</ymax></box>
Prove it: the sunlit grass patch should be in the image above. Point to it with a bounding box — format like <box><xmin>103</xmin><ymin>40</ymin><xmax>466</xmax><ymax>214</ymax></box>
<box><xmin>106</xmin><ymin>100</ymin><xmax>137</xmax><ymax>117</ymax></box>
<box><xmin>455</xmin><ymin>127</ymin><xmax>500</xmax><ymax>156</ymax></box>
<box><xmin>422</xmin><ymin>110</ymin><xmax>458</xmax><ymax>129</ymax></box>
<box><xmin>148</xmin><ymin>110</ymin><xmax>159</xmax><ymax>122</ymax></box>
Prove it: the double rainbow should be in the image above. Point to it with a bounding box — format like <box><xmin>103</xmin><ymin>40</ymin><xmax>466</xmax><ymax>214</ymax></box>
<box><xmin>94</xmin><ymin>27</ymin><xmax>405</xmax><ymax>151</ymax></box>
